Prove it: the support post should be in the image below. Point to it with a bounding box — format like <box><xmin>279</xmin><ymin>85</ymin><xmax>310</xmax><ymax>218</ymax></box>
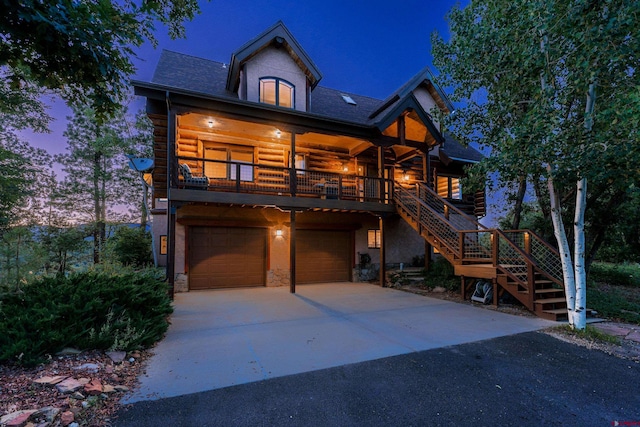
<box><xmin>424</xmin><ymin>242</ymin><xmax>431</xmax><ymax>271</ymax></box>
<box><xmin>289</xmin><ymin>132</ymin><xmax>297</xmax><ymax>197</ymax></box>
<box><xmin>290</xmin><ymin>209</ymin><xmax>296</xmax><ymax>294</ymax></box>
<box><xmin>167</xmin><ymin>201</ymin><xmax>176</xmax><ymax>299</ymax></box>
<box><xmin>378</xmin><ymin>146</ymin><xmax>385</xmax><ymax>202</ymax></box>
<box><xmin>379</xmin><ymin>216</ymin><xmax>386</xmax><ymax>287</ymax></box>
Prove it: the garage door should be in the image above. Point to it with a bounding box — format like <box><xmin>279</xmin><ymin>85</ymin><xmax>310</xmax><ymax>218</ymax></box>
<box><xmin>296</xmin><ymin>229</ymin><xmax>351</xmax><ymax>283</ymax></box>
<box><xmin>189</xmin><ymin>227</ymin><xmax>266</xmax><ymax>290</ymax></box>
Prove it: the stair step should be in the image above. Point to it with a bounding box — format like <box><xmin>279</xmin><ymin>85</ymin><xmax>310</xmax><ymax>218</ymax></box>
<box><xmin>535</xmin><ymin>297</ymin><xmax>566</xmax><ymax>304</ymax></box>
<box><xmin>535</xmin><ymin>288</ymin><xmax>563</xmax><ymax>294</ymax></box>
<box><xmin>542</xmin><ymin>308</ymin><xmax>568</xmax><ymax>315</ymax></box>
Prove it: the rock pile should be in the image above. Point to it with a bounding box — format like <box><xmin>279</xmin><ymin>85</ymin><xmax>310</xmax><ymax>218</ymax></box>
<box><xmin>0</xmin><ymin>350</ymin><xmax>141</xmax><ymax>427</ymax></box>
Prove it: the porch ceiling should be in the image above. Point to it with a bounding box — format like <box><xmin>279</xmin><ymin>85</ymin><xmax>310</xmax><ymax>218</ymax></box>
<box><xmin>178</xmin><ymin>112</ymin><xmax>373</xmax><ymax>153</ymax></box>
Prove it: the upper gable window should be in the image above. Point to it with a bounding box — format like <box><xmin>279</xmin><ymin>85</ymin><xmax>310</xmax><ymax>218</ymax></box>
<box><xmin>259</xmin><ymin>77</ymin><xmax>294</xmax><ymax>108</ymax></box>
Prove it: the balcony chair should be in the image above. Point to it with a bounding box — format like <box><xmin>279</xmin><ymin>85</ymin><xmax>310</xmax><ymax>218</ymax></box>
<box><xmin>179</xmin><ymin>163</ymin><xmax>209</xmax><ymax>189</ymax></box>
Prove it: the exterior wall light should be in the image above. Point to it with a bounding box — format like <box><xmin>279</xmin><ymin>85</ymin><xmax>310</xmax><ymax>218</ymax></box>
<box><xmin>275</xmin><ymin>229</ymin><xmax>283</xmax><ymax>237</ymax></box>
<box><xmin>207</xmin><ymin>119</ymin><xmax>215</xmax><ymax>128</ymax></box>
<box><xmin>275</xmin><ymin>129</ymin><xmax>282</xmax><ymax>138</ymax></box>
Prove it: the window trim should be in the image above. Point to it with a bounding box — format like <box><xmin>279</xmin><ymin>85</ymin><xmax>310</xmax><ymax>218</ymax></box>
<box><xmin>259</xmin><ymin>76</ymin><xmax>295</xmax><ymax>108</ymax></box>
<box><xmin>368</xmin><ymin>229</ymin><xmax>381</xmax><ymax>249</ymax></box>
<box><xmin>436</xmin><ymin>175</ymin><xmax>463</xmax><ymax>200</ymax></box>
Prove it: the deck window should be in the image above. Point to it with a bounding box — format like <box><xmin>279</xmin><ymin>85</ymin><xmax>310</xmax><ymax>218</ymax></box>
<box><xmin>205</xmin><ymin>148</ymin><xmax>254</xmax><ymax>181</ymax></box>
<box><xmin>260</xmin><ymin>77</ymin><xmax>294</xmax><ymax>108</ymax></box>
<box><xmin>436</xmin><ymin>175</ymin><xmax>462</xmax><ymax>200</ymax></box>
<box><xmin>368</xmin><ymin>229</ymin><xmax>381</xmax><ymax>249</ymax></box>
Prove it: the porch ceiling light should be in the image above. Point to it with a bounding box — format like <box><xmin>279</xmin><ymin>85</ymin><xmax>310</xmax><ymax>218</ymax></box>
<box><xmin>207</xmin><ymin>119</ymin><xmax>215</xmax><ymax>128</ymax></box>
<box><xmin>275</xmin><ymin>129</ymin><xmax>282</xmax><ymax>138</ymax></box>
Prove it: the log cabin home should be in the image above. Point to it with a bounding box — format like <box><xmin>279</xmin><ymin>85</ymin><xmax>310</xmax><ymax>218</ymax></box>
<box><xmin>133</xmin><ymin>22</ymin><xmax>574</xmax><ymax>320</ymax></box>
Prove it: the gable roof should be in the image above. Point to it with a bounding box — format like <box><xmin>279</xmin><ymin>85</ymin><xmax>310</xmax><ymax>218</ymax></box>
<box><xmin>140</xmin><ymin>50</ymin><xmax>482</xmax><ymax>164</ymax></box>
<box><xmin>226</xmin><ymin>21</ymin><xmax>323</xmax><ymax>92</ymax></box>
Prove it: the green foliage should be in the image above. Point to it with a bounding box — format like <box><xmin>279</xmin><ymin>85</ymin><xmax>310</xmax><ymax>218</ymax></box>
<box><xmin>589</xmin><ymin>263</ymin><xmax>640</xmax><ymax>288</ymax></box>
<box><xmin>558</xmin><ymin>324</ymin><xmax>621</xmax><ymax>345</ymax></box>
<box><xmin>0</xmin><ymin>0</ymin><xmax>203</xmax><ymax>118</ymax></box>
<box><xmin>0</xmin><ymin>270</ymin><xmax>172</xmax><ymax>366</ymax></box>
<box><xmin>0</xmin><ymin>227</ymin><xmax>47</xmax><ymax>290</ymax></box>
<box><xmin>108</xmin><ymin>226</ymin><xmax>153</xmax><ymax>267</ymax></box>
<box><xmin>424</xmin><ymin>257</ymin><xmax>458</xmax><ymax>291</ymax></box>
<box><xmin>587</xmin><ymin>286</ymin><xmax>640</xmax><ymax>325</ymax></box>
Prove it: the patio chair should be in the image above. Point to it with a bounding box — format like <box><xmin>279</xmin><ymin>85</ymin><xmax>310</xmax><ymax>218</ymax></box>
<box><xmin>179</xmin><ymin>163</ymin><xmax>209</xmax><ymax>189</ymax></box>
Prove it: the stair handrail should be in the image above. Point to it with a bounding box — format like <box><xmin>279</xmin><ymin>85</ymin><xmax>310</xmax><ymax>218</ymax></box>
<box><xmin>394</xmin><ymin>184</ymin><xmax>463</xmax><ymax>259</ymax></box>
<box><xmin>501</xmin><ymin>229</ymin><xmax>564</xmax><ymax>285</ymax></box>
<box><xmin>416</xmin><ymin>182</ymin><xmax>489</xmax><ymax>230</ymax></box>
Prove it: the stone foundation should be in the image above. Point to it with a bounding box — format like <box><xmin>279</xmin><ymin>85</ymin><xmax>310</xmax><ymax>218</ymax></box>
<box><xmin>267</xmin><ymin>268</ymin><xmax>290</xmax><ymax>287</ymax></box>
<box><xmin>174</xmin><ymin>273</ymin><xmax>189</xmax><ymax>293</ymax></box>
<box><xmin>353</xmin><ymin>263</ymin><xmax>379</xmax><ymax>282</ymax></box>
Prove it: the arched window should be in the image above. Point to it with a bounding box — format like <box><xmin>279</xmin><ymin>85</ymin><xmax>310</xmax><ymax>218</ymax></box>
<box><xmin>259</xmin><ymin>77</ymin><xmax>294</xmax><ymax>108</ymax></box>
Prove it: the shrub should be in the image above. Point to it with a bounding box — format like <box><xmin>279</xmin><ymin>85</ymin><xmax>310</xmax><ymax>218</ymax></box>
<box><xmin>424</xmin><ymin>257</ymin><xmax>458</xmax><ymax>291</ymax></box>
<box><xmin>0</xmin><ymin>270</ymin><xmax>172</xmax><ymax>366</ymax></box>
<box><xmin>589</xmin><ymin>262</ymin><xmax>640</xmax><ymax>287</ymax></box>
<box><xmin>108</xmin><ymin>226</ymin><xmax>153</xmax><ymax>267</ymax></box>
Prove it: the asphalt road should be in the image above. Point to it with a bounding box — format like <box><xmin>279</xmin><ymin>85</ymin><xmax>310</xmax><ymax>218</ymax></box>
<box><xmin>112</xmin><ymin>331</ymin><xmax>640</xmax><ymax>426</ymax></box>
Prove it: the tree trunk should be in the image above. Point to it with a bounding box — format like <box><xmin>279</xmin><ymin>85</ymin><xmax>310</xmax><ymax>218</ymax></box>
<box><xmin>548</xmin><ymin>171</ymin><xmax>577</xmax><ymax>327</ymax></box>
<box><xmin>93</xmin><ymin>150</ymin><xmax>101</xmax><ymax>264</ymax></box>
<box><xmin>511</xmin><ymin>176</ymin><xmax>527</xmax><ymax>229</ymax></box>
<box><xmin>573</xmin><ymin>177</ymin><xmax>587</xmax><ymax>329</ymax></box>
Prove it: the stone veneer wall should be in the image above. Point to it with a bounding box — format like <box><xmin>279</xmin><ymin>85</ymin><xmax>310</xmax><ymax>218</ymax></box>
<box><xmin>267</xmin><ymin>268</ymin><xmax>290</xmax><ymax>287</ymax></box>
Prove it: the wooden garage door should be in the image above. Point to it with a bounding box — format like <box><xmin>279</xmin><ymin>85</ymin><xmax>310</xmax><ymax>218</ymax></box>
<box><xmin>296</xmin><ymin>230</ymin><xmax>351</xmax><ymax>284</ymax></box>
<box><xmin>189</xmin><ymin>227</ymin><xmax>266</xmax><ymax>290</ymax></box>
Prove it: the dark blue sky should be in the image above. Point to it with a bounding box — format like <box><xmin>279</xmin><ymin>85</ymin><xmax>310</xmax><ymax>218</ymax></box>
<box><xmin>29</xmin><ymin>0</ymin><xmax>466</xmax><ymax>155</ymax></box>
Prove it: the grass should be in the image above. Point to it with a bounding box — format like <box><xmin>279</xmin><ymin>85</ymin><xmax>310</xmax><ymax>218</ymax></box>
<box><xmin>587</xmin><ymin>262</ymin><xmax>640</xmax><ymax>325</ymax></box>
<box><xmin>558</xmin><ymin>324</ymin><xmax>621</xmax><ymax>345</ymax></box>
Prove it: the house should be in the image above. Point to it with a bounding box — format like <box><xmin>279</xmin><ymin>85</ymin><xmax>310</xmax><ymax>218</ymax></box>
<box><xmin>133</xmin><ymin>22</ymin><xmax>570</xmax><ymax>321</ymax></box>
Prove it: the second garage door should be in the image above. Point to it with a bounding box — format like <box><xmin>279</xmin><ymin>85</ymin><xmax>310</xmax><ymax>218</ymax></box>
<box><xmin>189</xmin><ymin>227</ymin><xmax>266</xmax><ymax>290</ymax></box>
<box><xmin>296</xmin><ymin>229</ymin><xmax>351</xmax><ymax>283</ymax></box>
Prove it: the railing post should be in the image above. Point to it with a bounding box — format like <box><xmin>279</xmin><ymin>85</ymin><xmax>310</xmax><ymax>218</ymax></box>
<box><xmin>524</xmin><ymin>231</ymin><xmax>531</xmax><ymax>254</ymax></box>
<box><xmin>492</xmin><ymin>231</ymin><xmax>499</xmax><ymax>267</ymax></box>
<box><xmin>338</xmin><ymin>175</ymin><xmax>343</xmax><ymax>200</ymax></box>
<box><xmin>527</xmin><ymin>262</ymin><xmax>535</xmax><ymax>309</ymax></box>
<box><xmin>235</xmin><ymin>163</ymin><xmax>241</xmax><ymax>192</ymax></box>
<box><xmin>444</xmin><ymin>205</ymin><xmax>450</xmax><ymax>221</ymax></box>
<box><xmin>417</xmin><ymin>202</ymin><xmax>421</xmax><ymax>235</ymax></box>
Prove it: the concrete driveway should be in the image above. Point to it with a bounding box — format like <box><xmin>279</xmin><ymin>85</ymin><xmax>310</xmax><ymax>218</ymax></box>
<box><xmin>123</xmin><ymin>282</ymin><xmax>554</xmax><ymax>403</ymax></box>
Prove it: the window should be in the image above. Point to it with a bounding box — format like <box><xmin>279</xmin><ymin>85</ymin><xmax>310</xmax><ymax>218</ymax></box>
<box><xmin>368</xmin><ymin>229</ymin><xmax>381</xmax><ymax>249</ymax></box>
<box><xmin>260</xmin><ymin>77</ymin><xmax>294</xmax><ymax>108</ymax></box>
<box><xmin>295</xmin><ymin>153</ymin><xmax>306</xmax><ymax>175</ymax></box>
<box><xmin>436</xmin><ymin>175</ymin><xmax>462</xmax><ymax>200</ymax></box>
<box><xmin>205</xmin><ymin>148</ymin><xmax>254</xmax><ymax>181</ymax></box>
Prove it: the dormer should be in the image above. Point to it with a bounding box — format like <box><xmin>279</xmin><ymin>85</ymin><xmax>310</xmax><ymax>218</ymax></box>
<box><xmin>226</xmin><ymin>21</ymin><xmax>322</xmax><ymax>112</ymax></box>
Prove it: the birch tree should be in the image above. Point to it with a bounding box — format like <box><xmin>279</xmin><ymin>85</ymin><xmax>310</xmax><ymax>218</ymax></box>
<box><xmin>432</xmin><ymin>0</ymin><xmax>640</xmax><ymax>329</ymax></box>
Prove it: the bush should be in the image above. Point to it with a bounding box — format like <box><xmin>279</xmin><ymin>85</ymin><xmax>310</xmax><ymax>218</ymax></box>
<box><xmin>0</xmin><ymin>270</ymin><xmax>172</xmax><ymax>366</ymax></box>
<box><xmin>424</xmin><ymin>257</ymin><xmax>458</xmax><ymax>291</ymax></box>
<box><xmin>589</xmin><ymin>262</ymin><xmax>640</xmax><ymax>287</ymax></box>
<box><xmin>109</xmin><ymin>226</ymin><xmax>153</xmax><ymax>267</ymax></box>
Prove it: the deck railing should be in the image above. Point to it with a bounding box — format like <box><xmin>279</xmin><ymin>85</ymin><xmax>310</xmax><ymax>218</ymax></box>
<box><xmin>175</xmin><ymin>156</ymin><xmax>393</xmax><ymax>203</ymax></box>
<box><xmin>394</xmin><ymin>182</ymin><xmax>564</xmax><ymax>298</ymax></box>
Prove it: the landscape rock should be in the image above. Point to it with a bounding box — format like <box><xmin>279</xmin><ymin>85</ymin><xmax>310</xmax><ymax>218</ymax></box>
<box><xmin>106</xmin><ymin>351</ymin><xmax>126</xmax><ymax>364</ymax></box>
<box><xmin>55</xmin><ymin>378</ymin><xmax>83</xmax><ymax>394</ymax></box>
<box><xmin>432</xmin><ymin>286</ymin><xmax>447</xmax><ymax>293</ymax></box>
<box><xmin>114</xmin><ymin>385</ymin><xmax>129</xmax><ymax>392</ymax></box>
<box><xmin>76</xmin><ymin>378</ymin><xmax>90</xmax><ymax>385</ymax></box>
<box><xmin>33</xmin><ymin>375</ymin><xmax>68</xmax><ymax>386</ymax></box>
<box><xmin>73</xmin><ymin>363</ymin><xmax>101</xmax><ymax>373</ymax></box>
<box><xmin>31</xmin><ymin>406</ymin><xmax>60</xmax><ymax>423</ymax></box>
<box><xmin>102</xmin><ymin>384</ymin><xmax>116</xmax><ymax>393</ymax></box>
<box><xmin>60</xmin><ymin>411</ymin><xmax>74</xmax><ymax>426</ymax></box>
<box><xmin>70</xmin><ymin>391</ymin><xmax>85</xmax><ymax>400</ymax></box>
<box><xmin>84</xmin><ymin>379</ymin><xmax>103</xmax><ymax>396</ymax></box>
<box><xmin>0</xmin><ymin>410</ymin><xmax>37</xmax><ymax>427</ymax></box>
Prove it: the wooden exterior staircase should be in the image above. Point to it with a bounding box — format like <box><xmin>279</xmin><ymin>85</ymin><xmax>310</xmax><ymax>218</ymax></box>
<box><xmin>394</xmin><ymin>182</ymin><xmax>573</xmax><ymax>321</ymax></box>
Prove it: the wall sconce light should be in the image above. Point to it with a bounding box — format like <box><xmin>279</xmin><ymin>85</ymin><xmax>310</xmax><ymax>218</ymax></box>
<box><xmin>275</xmin><ymin>229</ymin><xmax>283</xmax><ymax>237</ymax></box>
<box><xmin>343</xmin><ymin>164</ymin><xmax>349</xmax><ymax>172</ymax></box>
<box><xmin>402</xmin><ymin>171</ymin><xmax>410</xmax><ymax>181</ymax></box>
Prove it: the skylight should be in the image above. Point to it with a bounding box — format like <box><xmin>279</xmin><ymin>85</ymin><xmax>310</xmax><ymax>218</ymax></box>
<box><xmin>341</xmin><ymin>94</ymin><xmax>357</xmax><ymax>105</ymax></box>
